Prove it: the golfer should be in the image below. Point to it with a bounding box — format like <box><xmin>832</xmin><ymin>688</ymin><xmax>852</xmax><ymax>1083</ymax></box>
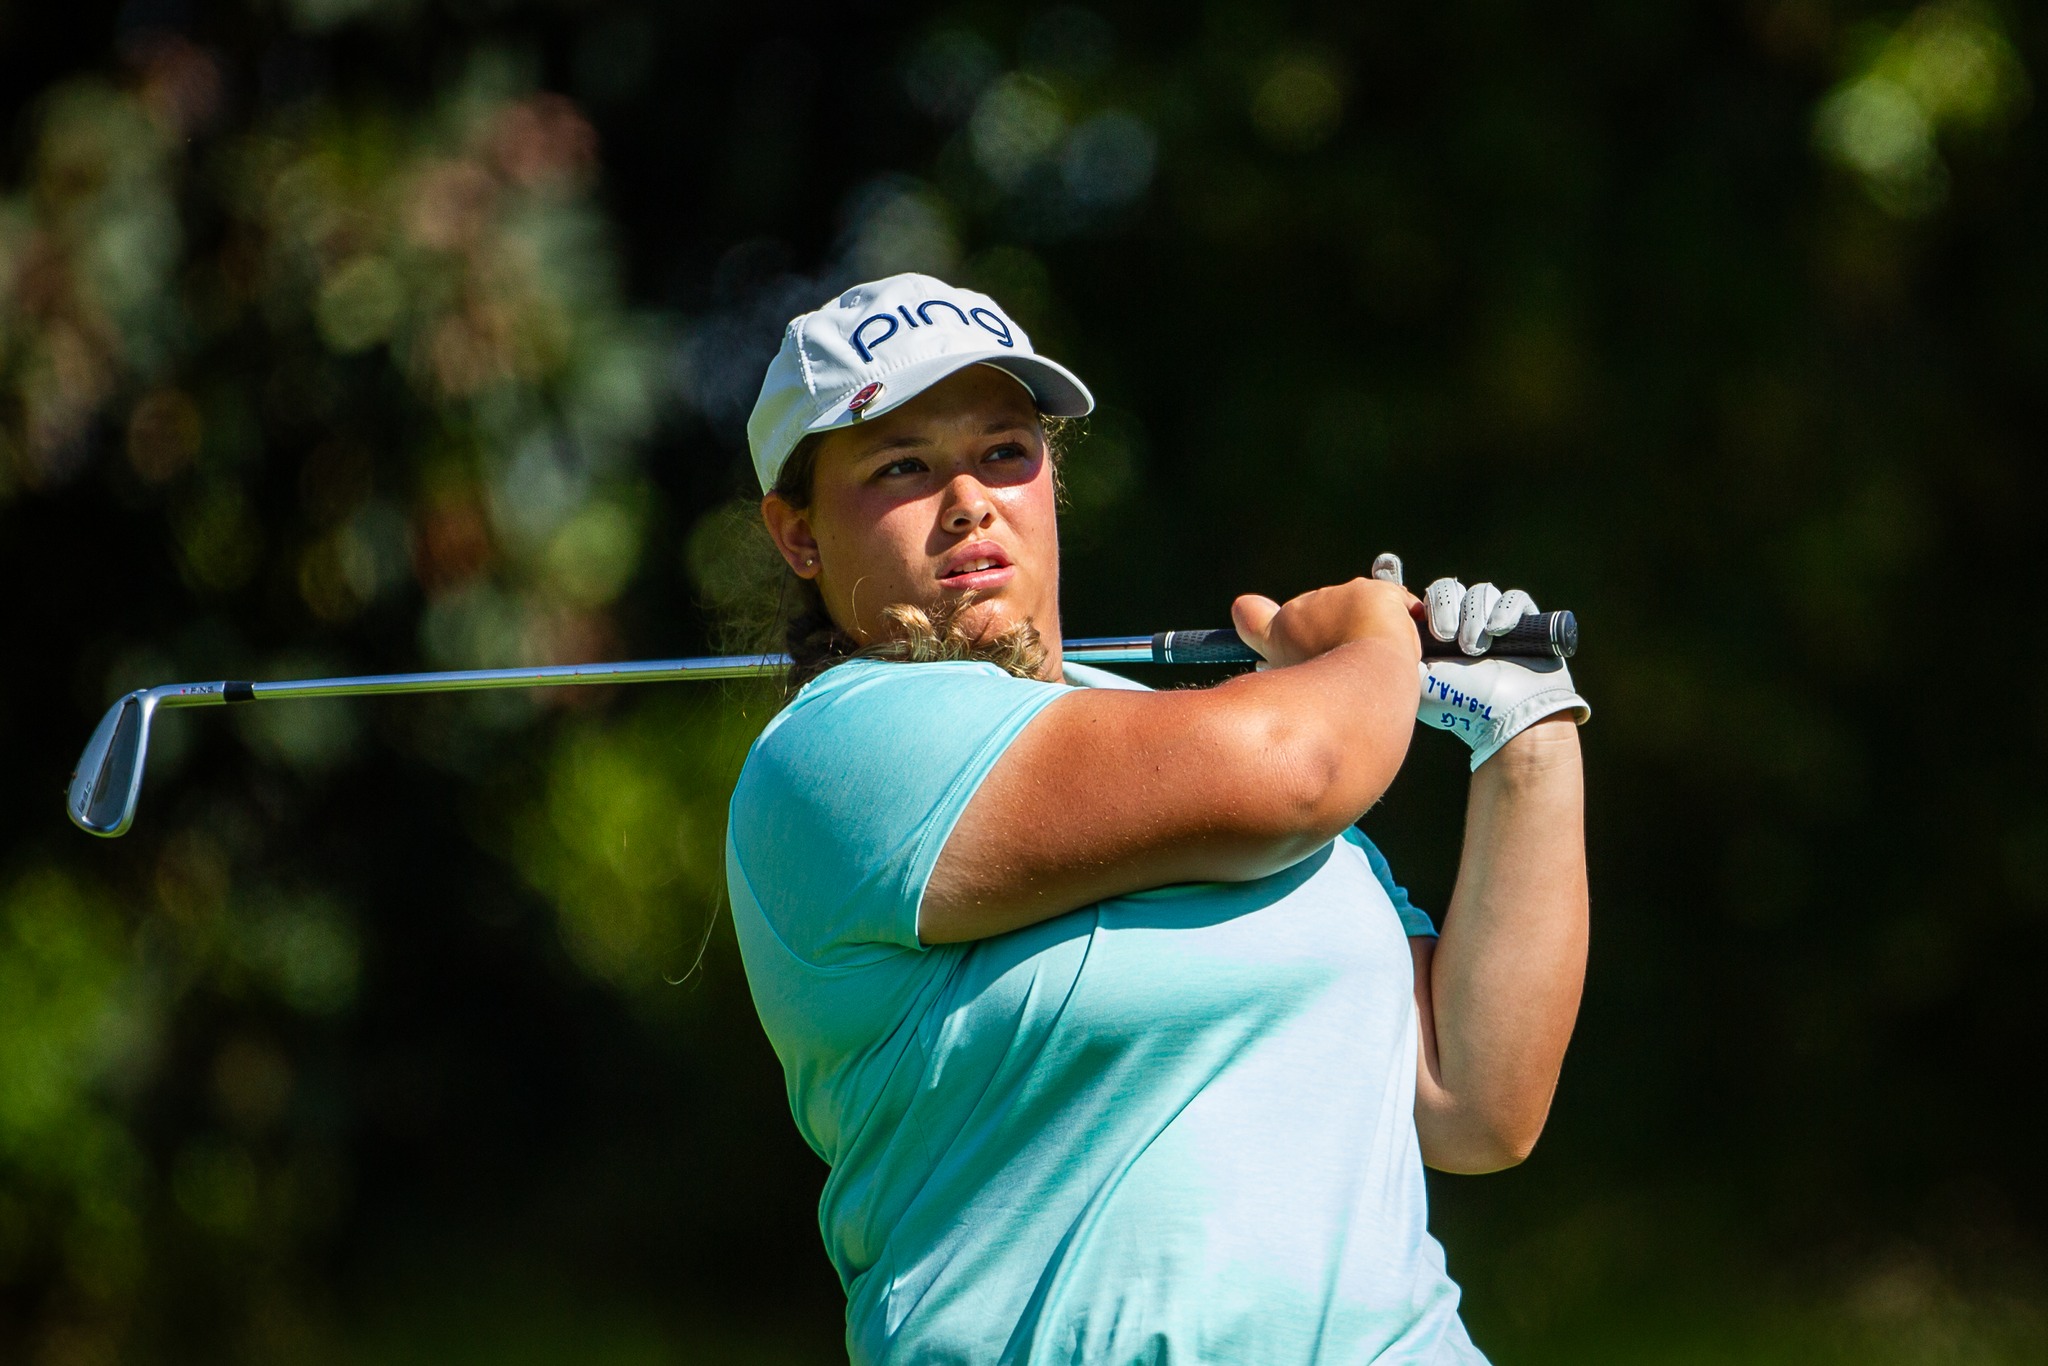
<box><xmin>725</xmin><ymin>274</ymin><xmax>1589</xmax><ymax>1364</ymax></box>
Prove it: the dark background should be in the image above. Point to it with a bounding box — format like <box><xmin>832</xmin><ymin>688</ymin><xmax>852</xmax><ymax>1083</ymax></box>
<box><xmin>3</xmin><ymin>2</ymin><xmax>2044</xmax><ymax>1362</ymax></box>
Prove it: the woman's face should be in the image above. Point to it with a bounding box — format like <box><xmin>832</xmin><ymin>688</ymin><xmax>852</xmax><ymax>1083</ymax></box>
<box><xmin>761</xmin><ymin>364</ymin><xmax>1063</xmax><ymax>672</ymax></box>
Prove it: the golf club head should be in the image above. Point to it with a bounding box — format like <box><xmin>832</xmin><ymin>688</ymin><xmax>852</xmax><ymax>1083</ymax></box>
<box><xmin>67</xmin><ymin>689</ymin><xmax>159</xmax><ymax>837</ymax></box>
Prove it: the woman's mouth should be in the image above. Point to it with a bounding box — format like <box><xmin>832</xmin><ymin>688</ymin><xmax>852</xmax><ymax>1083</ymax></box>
<box><xmin>939</xmin><ymin>545</ymin><xmax>1016</xmax><ymax>592</ymax></box>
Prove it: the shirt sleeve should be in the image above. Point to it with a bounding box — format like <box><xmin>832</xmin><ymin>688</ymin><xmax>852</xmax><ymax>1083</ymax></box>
<box><xmin>728</xmin><ymin>659</ymin><xmax>1070</xmax><ymax>966</ymax></box>
<box><xmin>1059</xmin><ymin>660</ymin><xmax>1150</xmax><ymax>692</ymax></box>
<box><xmin>1342</xmin><ymin>828</ymin><xmax>1437</xmax><ymax>938</ymax></box>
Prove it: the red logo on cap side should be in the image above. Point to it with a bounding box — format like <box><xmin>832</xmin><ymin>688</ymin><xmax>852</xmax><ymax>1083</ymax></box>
<box><xmin>847</xmin><ymin>381</ymin><xmax>884</xmax><ymax>417</ymax></box>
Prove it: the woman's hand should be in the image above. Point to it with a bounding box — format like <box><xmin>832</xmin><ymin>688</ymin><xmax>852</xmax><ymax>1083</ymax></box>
<box><xmin>1411</xmin><ymin>573</ymin><xmax>1590</xmax><ymax>771</ymax></box>
<box><xmin>1230</xmin><ymin>571</ymin><xmax>1422</xmax><ymax>671</ymax></box>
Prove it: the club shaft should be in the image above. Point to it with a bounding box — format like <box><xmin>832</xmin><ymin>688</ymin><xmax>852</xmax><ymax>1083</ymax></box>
<box><xmin>69</xmin><ymin>612</ymin><xmax>1576</xmax><ymax>838</ymax></box>
<box><xmin>242</xmin><ymin>654</ymin><xmax>784</xmax><ymax>701</ymax></box>
<box><xmin>169</xmin><ymin>646</ymin><xmax>1129</xmax><ymax>707</ymax></box>
<box><xmin>143</xmin><ymin>610</ymin><xmax>1575</xmax><ymax>708</ymax></box>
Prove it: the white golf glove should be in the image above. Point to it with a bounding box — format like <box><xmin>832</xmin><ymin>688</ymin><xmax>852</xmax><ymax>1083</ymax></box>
<box><xmin>1372</xmin><ymin>554</ymin><xmax>1590</xmax><ymax>770</ymax></box>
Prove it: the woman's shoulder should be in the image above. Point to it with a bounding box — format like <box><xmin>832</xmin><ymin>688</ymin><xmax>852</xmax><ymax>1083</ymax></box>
<box><xmin>726</xmin><ymin>656</ymin><xmax>1078</xmax><ymax>958</ymax></box>
<box><xmin>737</xmin><ymin>658</ymin><xmax>1066</xmax><ymax>802</ymax></box>
<box><xmin>738</xmin><ymin>656</ymin><xmax>1154</xmax><ymax>820</ymax></box>
<box><xmin>772</xmin><ymin>653</ymin><xmax>1144</xmax><ymax>726</ymax></box>
<box><xmin>769</xmin><ymin>657</ymin><xmax>1048</xmax><ymax>735</ymax></box>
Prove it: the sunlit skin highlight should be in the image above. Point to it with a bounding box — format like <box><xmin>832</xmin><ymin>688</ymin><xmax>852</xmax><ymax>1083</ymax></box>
<box><xmin>760</xmin><ymin>365</ymin><xmax>1064</xmax><ymax>678</ymax></box>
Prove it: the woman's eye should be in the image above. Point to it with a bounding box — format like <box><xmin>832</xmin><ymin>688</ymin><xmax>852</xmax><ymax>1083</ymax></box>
<box><xmin>985</xmin><ymin>443</ymin><xmax>1028</xmax><ymax>463</ymax></box>
<box><xmin>875</xmin><ymin>457</ymin><xmax>927</xmax><ymax>479</ymax></box>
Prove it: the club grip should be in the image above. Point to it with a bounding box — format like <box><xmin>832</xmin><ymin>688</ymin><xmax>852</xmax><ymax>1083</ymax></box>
<box><xmin>1152</xmin><ymin>610</ymin><xmax>1577</xmax><ymax>665</ymax></box>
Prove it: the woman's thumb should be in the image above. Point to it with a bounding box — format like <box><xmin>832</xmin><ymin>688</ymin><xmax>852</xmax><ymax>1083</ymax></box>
<box><xmin>1231</xmin><ymin>594</ymin><xmax>1281</xmax><ymax>660</ymax></box>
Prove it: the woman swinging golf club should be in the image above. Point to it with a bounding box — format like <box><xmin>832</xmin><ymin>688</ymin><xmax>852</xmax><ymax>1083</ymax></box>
<box><xmin>727</xmin><ymin>273</ymin><xmax>1590</xmax><ymax>1365</ymax></box>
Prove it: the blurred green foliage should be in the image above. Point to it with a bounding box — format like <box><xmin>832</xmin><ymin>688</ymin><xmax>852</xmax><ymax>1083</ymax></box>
<box><xmin>1814</xmin><ymin>2</ymin><xmax>2030</xmax><ymax>214</ymax></box>
<box><xmin>501</xmin><ymin>695</ymin><xmax>757</xmax><ymax>997</ymax></box>
<box><xmin>2</xmin><ymin>1</ymin><xmax>2046</xmax><ymax>1362</ymax></box>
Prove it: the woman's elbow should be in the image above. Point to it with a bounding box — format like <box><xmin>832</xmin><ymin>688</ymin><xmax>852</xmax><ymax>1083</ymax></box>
<box><xmin>1232</xmin><ymin>717</ymin><xmax>1397</xmax><ymax>843</ymax></box>
<box><xmin>1418</xmin><ymin>1109</ymin><xmax>1549</xmax><ymax>1175</ymax></box>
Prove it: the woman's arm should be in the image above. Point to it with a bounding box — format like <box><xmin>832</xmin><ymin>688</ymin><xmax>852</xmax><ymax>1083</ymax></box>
<box><xmin>1410</xmin><ymin>716</ymin><xmax>1587</xmax><ymax>1173</ymax></box>
<box><xmin>920</xmin><ymin>579</ymin><xmax>1421</xmax><ymax>944</ymax></box>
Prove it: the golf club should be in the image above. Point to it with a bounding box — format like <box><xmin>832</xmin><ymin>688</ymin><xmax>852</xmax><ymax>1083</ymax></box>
<box><xmin>67</xmin><ymin>611</ymin><xmax>1576</xmax><ymax>838</ymax></box>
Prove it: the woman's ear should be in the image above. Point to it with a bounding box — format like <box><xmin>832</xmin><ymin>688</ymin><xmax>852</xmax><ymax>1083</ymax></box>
<box><xmin>761</xmin><ymin>494</ymin><xmax>821</xmax><ymax>578</ymax></box>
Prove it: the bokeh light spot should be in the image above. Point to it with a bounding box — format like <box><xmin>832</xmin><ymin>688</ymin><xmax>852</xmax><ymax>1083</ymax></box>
<box><xmin>315</xmin><ymin>255</ymin><xmax>403</xmax><ymax>353</ymax></box>
<box><xmin>902</xmin><ymin>30</ymin><xmax>1003</xmax><ymax>121</ymax></box>
<box><xmin>1251</xmin><ymin>51</ymin><xmax>1346</xmax><ymax>151</ymax></box>
<box><xmin>1813</xmin><ymin>2</ymin><xmax>2029</xmax><ymax>216</ymax></box>
<box><xmin>970</xmin><ymin>75</ymin><xmax>1067</xmax><ymax>190</ymax></box>
<box><xmin>125</xmin><ymin>387</ymin><xmax>201</xmax><ymax>483</ymax></box>
<box><xmin>171</xmin><ymin>1141</ymin><xmax>259</xmax><ymax>1235</ymax></box>
<box><xmin>546</xmin><ymin>500</ymin><xmax>643</xmax><ymax>608</ymax></box>
<box><xmin>1060</xmin><ymin>111</ymin><xmax>1157</xmax><ymax>209</ymax></box>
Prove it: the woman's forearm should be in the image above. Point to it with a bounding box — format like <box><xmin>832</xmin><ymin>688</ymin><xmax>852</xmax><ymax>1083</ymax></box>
<box><xmin>1412</xmin><ymin>718</ymin><xmax>1587</xmax><ymax>1173</ymax></box>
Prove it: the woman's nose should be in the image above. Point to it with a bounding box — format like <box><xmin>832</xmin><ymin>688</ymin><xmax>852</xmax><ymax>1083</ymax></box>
<box><xmin>942</xmin><ymin>477</ymin><xmax>994</xmax><ymax>532</ymax></box>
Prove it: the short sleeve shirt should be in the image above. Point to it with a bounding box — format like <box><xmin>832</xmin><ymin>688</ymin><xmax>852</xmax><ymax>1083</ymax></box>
<box><xmin>725</xmin><ymin>658</ymin><xmax>1484</xmax><ymax>1366</ymax></box>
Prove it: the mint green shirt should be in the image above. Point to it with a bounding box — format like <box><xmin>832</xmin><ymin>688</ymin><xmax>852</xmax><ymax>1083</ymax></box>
<box><xmin>725</xmin><ymin>658</ymin><xmax>1485</xmax><ymax>1365</ymax></box>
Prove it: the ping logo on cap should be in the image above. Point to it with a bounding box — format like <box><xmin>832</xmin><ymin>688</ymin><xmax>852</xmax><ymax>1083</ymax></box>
<box><xmin>847</xmin><ymin>381</ymin><xmax>885</xmax><ymax>417</ymax></box>
<box><xmin>848</xmin><ymin>300</ymin><xmax>1015</xmax><ymax>363</ymax></box>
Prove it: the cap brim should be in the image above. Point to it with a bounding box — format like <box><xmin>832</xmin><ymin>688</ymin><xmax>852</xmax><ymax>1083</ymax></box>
<box><xmin>802</xmin><ymin>349</ymin><xmax>1094</xmax><ymax>443</ymax></box>
<box><xmin>975</xmin><ymin>355</ymin><xmax>1094</xmax><ymax>419</ymax></box>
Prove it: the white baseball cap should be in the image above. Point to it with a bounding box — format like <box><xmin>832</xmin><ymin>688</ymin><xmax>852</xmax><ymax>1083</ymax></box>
<box><xmin>745</xmin><ymin>272</ymin><xmax>1094</xmax><ymax>493</ymax></box>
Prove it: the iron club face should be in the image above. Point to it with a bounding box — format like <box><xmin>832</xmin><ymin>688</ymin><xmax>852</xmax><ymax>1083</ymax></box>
<box><xmin>68</xmin><ymin>689</ymin><xmax>159</xmax><ymax>838</ymax></box>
